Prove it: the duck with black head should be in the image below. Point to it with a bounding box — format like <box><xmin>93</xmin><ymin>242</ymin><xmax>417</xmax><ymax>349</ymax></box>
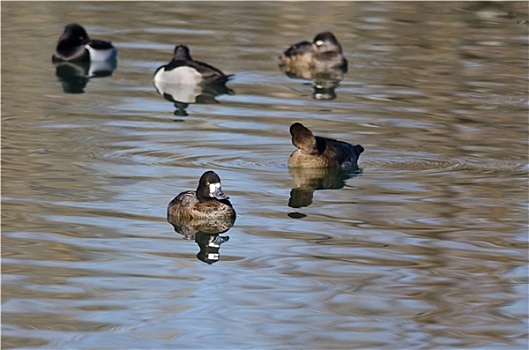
<box><xmin>154</xmin><ymin>45</ymin><xmax>233</xmax><ymax>85</ymax></box>
<box><xmin>52</xmin><ymin>23</ymin><xmax>117</xmax><ymax>63</ymax></box>
<box><xmin>288</xmin><ymin>123</ymin><xmax>364</xmax><ymax>168</ymax></box>
<box><xmin>167</xmin><ymin>171</ymin><xmax>236</xmax><ymax>221</ymax></box>
<box><xmin>154</xmin><ymin>45</ymin><xmax>234</xmax><ymax>116</ymax></box>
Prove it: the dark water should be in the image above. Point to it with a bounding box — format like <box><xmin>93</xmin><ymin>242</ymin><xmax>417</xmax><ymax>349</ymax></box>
<box><xmin>2</xmin><ymin>1</ymin><xmax>528</xmax><ymax>349</ymax></box>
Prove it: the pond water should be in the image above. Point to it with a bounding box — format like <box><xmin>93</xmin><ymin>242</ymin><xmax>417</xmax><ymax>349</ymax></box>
<box><xmin>2</xmin><ymin>1</ymin><xmax>528</xmax><ymax>349</ymax></box>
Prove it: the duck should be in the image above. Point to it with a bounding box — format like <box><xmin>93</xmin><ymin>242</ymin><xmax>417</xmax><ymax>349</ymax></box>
<box><xmin>167</xmin><ymin>171</ymin><xmax>236</xmax><ymax>220</ymax></box>
<box><xmin>52</xmin><ymin>23</ymin><xmax>117</xmax><ymax>63</ymax></box>
<box><xmin>154</xmin><ymin>45</ymin><xmax>233</xmax><ymax>85</ymax></box>
<box><xmin>288</xmin><ymin>122</ymin><xmax>364</xmax><ymax>168</ymax></box>
<box><xmin>279</xmin><ymin>31</ymin><xmax>347</xmax><ymax>70</ymax></box>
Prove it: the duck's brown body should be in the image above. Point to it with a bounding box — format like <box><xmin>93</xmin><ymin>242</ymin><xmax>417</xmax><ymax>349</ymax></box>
<box><xmin>167</xmin><ymin>171</ymin><xmax>235</xmax><ymax>221</ymax></box>
<box><xmin>279</xmin><ymin>32</ymin><xmax>347</xmax><ymax>70</ymax></box>
<box><xmin>167</xmin><ymin>190</ymin><xmax>235</xmax><ymax>220</ymax></box>
<box><xmin>288</xmin><ymin>123</ymin><xmax>364</xmax><ymax>168</ymax></box>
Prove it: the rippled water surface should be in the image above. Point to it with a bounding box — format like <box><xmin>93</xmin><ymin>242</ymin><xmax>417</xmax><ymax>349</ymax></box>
<box><xmin>2</xmin><ymin>2</ymin><xmax>528</xmax><ymax>349</ymax></box>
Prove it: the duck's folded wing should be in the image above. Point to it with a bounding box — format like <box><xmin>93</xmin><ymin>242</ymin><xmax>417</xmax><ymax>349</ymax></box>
<box><xmin>87</xmin><ymin>39</ymin><xmax>114</xmax><ymax>50</ymax></box>
<box><xmin>190</xmin><ymin>60</ymin><xmax>230</xmax><ymax>84</ymax></box>
<box><xmin>283</xmin><ymin>40</ymin><xmax>312</xmax><ymax>57</ymax></box>
<box><xmin>325</xmin><ymin>139</ymin><xmax>364</xmax><ymax>164</ymax></box>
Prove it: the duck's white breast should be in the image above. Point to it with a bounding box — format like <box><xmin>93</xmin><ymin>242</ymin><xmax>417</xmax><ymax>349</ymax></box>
<box><xmin>85</xmin><ymin>44</ymin><xmax>117</xmax><ymax>62</ymax></box>
<box><xmin>154</xmin><ymin>66</ymin><xmax>203</xmax><ymax>85</ymax></box>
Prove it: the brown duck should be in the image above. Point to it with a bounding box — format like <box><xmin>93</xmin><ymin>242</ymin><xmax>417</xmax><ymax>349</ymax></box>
<box><xmin>288</xmin><ymin>123</ymin><xmax>364</xmax><ymax>168</ymax></box>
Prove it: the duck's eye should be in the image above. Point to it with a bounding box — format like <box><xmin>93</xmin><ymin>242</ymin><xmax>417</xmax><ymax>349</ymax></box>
<box><xmin>205</xmin><ymin>181</ymin><xmax>210</xmax><ymax>186</ymax></box>
<box><xmin>315</xmin><ymin>40</ymin><xmax>324</xmax><ymax>46</ymax></box>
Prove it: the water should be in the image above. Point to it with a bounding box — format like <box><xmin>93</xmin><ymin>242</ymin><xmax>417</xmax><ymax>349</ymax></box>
<box><xmin>2</xmin><ymin>1</ymin><xmax>528</xmax><ymax>349</ymax></box>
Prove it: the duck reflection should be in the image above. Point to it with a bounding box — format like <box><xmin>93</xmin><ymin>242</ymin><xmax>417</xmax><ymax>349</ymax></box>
<box><xmin>54</xmin><ymin>60</ymin><xmax>117</xmax><ymax>94</ymax></box>
<box><xmin>280</xmin><ymin>66</ymin><xmax>347</xmax><ymax>100</ymax></box>
<box><xmin>167</xmin><ymin>215</ymin><xmax>234</xmax><ymax>264</ymax></box>
<box><xmin>288</xmin><ymin>166</ymin><xmax>362</xmax><ymax>210</ymax></box>
<box><xmin>153</xmin><ymin>80</ymin><xmax>234</xmax><ymax>117</ymax></box>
